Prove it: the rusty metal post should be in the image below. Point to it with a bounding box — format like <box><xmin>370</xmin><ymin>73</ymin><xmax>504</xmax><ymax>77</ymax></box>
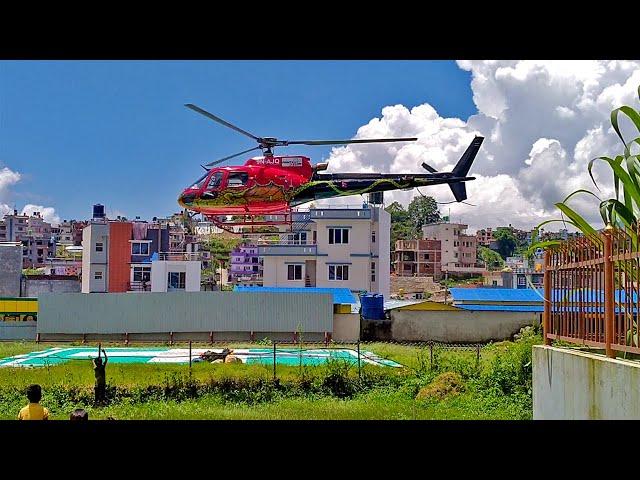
<box><xmin>209</xmin><ymin>331</ymin><xmax>213</xmax><ymax>345</ymax></box>
<box><xmin>604</xmin><ymin>227</ymin><xmax>615</xmax><ymax>358</ymax></box>
<box><xmin>543</xmin><ymin>250</ymin><xmax>552</xmax><ymax>346</ymax></box>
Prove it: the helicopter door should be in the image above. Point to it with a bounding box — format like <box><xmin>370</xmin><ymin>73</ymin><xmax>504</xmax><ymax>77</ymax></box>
<box><xmin>202</xmin><ymin>171</ymin><xmax>225</xmax><ymax>198</ymax></box>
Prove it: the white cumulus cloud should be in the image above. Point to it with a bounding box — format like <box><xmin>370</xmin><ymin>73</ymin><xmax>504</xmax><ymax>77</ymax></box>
<box><xmin>0</xmin><ymin>164</ymin><xmax>61</xmax><ymax>226</ymax></box>
<box><xmin>323</xmin><ymin>60</ymin><xmax>640</xmax><ymax>232</ymax></box>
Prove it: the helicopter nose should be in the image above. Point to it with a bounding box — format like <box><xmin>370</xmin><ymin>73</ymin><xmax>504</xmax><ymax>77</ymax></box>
<box><xmin>178</xmin><ymin>193</ymin><xmax>195</xmax><ymax>207</ymax></box>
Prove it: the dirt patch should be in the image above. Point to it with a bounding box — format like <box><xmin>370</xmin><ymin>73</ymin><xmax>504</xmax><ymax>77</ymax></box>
<box><xmin>415</xmin><ymin>372</ymin><xmax>464</xmax><ymax>401</ymax></box>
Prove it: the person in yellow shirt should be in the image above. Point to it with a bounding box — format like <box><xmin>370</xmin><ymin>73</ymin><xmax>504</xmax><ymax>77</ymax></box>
<box><xmin>18</xmin><ymin>384</ymin><xmax>50</xmax><ymax>420</ymax></box>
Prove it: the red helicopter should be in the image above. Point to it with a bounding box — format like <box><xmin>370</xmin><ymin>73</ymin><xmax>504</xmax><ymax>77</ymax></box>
<box><xmin>178</xmin><ymin>104</ymin><xmax>483</xmax><ymax>231</ymax></box>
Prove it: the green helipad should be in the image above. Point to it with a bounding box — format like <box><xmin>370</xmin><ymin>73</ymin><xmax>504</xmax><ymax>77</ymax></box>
<box><xmin>0</xmin><ymin>347</ymin><xmax>402</xmax><ymax>368</ymax></box>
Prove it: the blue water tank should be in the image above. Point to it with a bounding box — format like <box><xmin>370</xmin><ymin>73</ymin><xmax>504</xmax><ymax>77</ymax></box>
<box><xmin>361</xmin><ymin>293</ymin><xmax>385</xmax><ymax>320</ymax></box>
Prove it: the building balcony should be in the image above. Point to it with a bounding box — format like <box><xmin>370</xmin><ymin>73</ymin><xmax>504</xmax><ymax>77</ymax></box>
<box><xmin>258</xmin><ymin>244</ymin><xmax>317</xmax><ymax>256</ymax></box>
<box><xmin>128</xmin><ymin>281</ymin><xmax>151</xmax><ymax>292</ymax></box>
<box><xmin>157</xmin><ymin>252</ymin><xmax>203</xmax><ymax>261</ymax></box>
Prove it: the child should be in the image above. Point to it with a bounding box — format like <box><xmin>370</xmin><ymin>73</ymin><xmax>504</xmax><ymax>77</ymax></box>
<box><xmin>18</xmin><ymin>384</ymin><xmax>49</xmax><ymax>420</ymax></box>
<box><xmin>93</xmin><ymin>345</ymin><xmax>108</xmax><ymax>404</ymax></box>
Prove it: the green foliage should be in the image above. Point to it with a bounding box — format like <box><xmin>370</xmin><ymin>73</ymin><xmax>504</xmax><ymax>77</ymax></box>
<box><xmin>478</xmin><ymin>246</ymin><xmax>505</xmax><ymax>270</ymax></box>
<box><xmin>406</xmin><ymin>196</ymin><xmax>441</xmax><ymax>234</ymax></box>
<box><xmin>0</xmin><ymin>340</ymin><xmax>539</xmax><ymax>420</ymax></box>
<box><xmin>201</xmin><ymin>235</ymin><xmax>243</xmax><ymax>269</ymax></box>
<box><xmin>493</xmin><ymin>227</ymin><xmax>517</xmax><ymax>258</ymax></box>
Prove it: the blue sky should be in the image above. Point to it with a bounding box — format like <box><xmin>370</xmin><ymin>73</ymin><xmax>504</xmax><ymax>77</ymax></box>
<box><xmin>0</xmin><ymin>60</ymin><xmax>475</xmax><ymax>221</ymax></box>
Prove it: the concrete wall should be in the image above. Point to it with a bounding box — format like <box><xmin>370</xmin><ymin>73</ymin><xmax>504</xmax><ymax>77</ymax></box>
<box><xmin>389</xmin><ymin>309</ymin><xmax>539</xmax><ymax>343</ymax></box>
<box><xmin>0</xmin><ymin>322</ymin><xmax>37</xmax><ymax>340</ymax></box>
<box><xmin>0</xmin><ymin>243</ymin><xmax>22</xmax><ymax>297</ymax></box>
<box><xmin>333</xmin><ymin>313</ymin><xmax>360</xmax><ymax>342</ymax></box>
<box><xmin>38</xmin><ymin>291</ymin><xmax>333</xmax><ymax>337</ymax></box>
<box><xmin>533</xmin><ymin>345</ymin><xmax>640</xmax><ymax>419</ymax></box>
<box><xmin>23</xmin><ymin>277</ymin><xmax>81</xmax><ymax>297</ymax></box>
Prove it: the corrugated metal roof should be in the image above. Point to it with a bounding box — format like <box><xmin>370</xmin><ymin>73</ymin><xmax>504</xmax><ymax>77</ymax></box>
<box><xmin>456</xmin><ymin>304</ymin><xmax>543</xmax><ymax>312</ymax></box>
<box><xmin>450</xmin><ymin>288</ymin><xmax>544</xmax><ymax>303</ymax></box>
<box><xmin>383</xmin><ymin>299</ymin><xmax>429</xmax><ymax>311</ymax></box>
<box><xmin>234</xmin><ymin>286</ymin><xmax>357</xmax><ymax>305</ymax></box>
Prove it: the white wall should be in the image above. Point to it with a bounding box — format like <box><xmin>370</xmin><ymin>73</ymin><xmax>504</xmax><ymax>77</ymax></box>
<box><xmin>534</xmin><ymin>345</ymin><xmax>640</xmax><ymax>419</ymax></box>
<box><xmin>151</xmin><ymin>260</ymin><xmax>201</xmax><ymax>292</ymax></box>
<box><xmin>82</xmin><ymin>223</ymin><xmax>109</xmax><ymax>293</ymax></box>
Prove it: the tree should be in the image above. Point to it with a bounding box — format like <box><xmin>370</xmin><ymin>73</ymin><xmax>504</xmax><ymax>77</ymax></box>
<box><xmin>407</xmin><ymin>196</ymin><xmax>441</xmax><ymax>236</ymax></box>
<box><xmin>478</xmin><ymin>246</ymin><xmax>505</xmax><ymax>271</ymax></box>
<box><xmin>385</xmin><ymin>201</ymin><xmax>409</xmax><ymax>223</ymax></box>
<box><xmin>493</xmin><ymin>227</ymin><xmax>517</xmax><ymax>259</ymax></box>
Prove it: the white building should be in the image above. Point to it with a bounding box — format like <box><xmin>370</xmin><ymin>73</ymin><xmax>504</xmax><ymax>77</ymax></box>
<box><xmin>150</xmin><ymin>259</ymin><xmax>201</xmax><ymax>292</ymax></box>
<box><xmin>259</xmin><ymin>205</ymin><xmax>390</xmax><ymax>299</ymax></box>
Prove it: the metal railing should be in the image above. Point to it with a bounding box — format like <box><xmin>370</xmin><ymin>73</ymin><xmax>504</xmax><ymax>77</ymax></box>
<box><xmin>543</xmin><ymin>227</ymin><xmax>640</xmax><ymax>358</ymax></box>
<box><xmin>157</xmin><ymin>252</ymin><xmax>203</xmax><ymax>261</ymax></box>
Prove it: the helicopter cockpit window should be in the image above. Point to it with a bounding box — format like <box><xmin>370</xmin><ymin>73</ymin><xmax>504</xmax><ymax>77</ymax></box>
<box><xmin>228</xmin><ymin>172</ymin><xmax>249</xmax><ymax>188</ymax></box>
<box><xmin>190</xmin><ymin>172</ymin><xmax>209</xmax><ymax>190</ymax></box>
<box><xmin>207</xmin><ymin>172</ymin><xmax>224</xmax><ymax>190</ymax></box>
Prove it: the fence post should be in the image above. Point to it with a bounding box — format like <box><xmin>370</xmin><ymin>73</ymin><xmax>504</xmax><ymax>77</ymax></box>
<box><xmin>543</xmin><ymin>249</ymin><xmax>552</xmax><ymax>346</ymax></box>
<box><xmin>189</xmin><ymin>340</ymin><xmax>192</xmax><ymax>375</ymax></box>
<box><xmin>476</xmin><ymin>344</ymin><xmax>480</xmax><ymax>369</ymax></box>
<box><xmin>273</xmin><ymin>342</ymin><xmax>277</xmax><ymax>383</ymax></box>
<box><xmin>429</xmin><ymin>342</ymin><xmax>434</xmax><ymax>370</ymax></box>
<box><xmin>357</xmin><ymin>340</ymin><xmax>362</xmax><ymax>381</ymax></box>
<box><xmin>604</xmin><ymin>226</ymin><xmax>615</xmax><ymax>358</ymax></box>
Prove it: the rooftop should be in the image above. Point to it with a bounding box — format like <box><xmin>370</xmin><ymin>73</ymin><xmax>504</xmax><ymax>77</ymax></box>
<box><xmin>234</xmin><ymin>286</ymin><xmax>357</xmax><ymax>305</ymax></box>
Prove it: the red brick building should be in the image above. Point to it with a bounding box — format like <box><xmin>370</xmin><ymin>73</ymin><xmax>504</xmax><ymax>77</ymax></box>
<box><xmin>392</xmin><ymin>239</ymin><xmax>442</xmax><ymax>279</ymax></box>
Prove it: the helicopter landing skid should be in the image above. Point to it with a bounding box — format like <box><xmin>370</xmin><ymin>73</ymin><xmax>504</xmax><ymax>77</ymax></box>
<box><xmin>207</xmin><ymin>211</ymin><xmax>295</xmax><ymax>234</ymax></box>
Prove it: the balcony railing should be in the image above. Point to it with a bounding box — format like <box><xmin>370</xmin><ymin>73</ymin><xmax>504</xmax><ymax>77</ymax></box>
<box><xmin>128</xmin><ymin>281</ymin><xmax>151</xmax><ymax>292</ymax></box>
<box><xmin>157</xmin><ymin>252</ymin><xmax>203</xmax><ymax>261</ymax></box>
<box><xmin>258</xmin><ymin>244</ymin><xmax>318</xmax><ymax>256</ymax></box>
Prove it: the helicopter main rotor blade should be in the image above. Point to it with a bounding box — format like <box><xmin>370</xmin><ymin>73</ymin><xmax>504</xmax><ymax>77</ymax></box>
<box><xmin>185</xmin><ymin>104</ymin><xmax>260</xmax><ymax>142</ymax></box>
<box><xmin>205</xmin><ymin>146</ymin><xmax>261</xmax><ymax>167</ymax></box>
<box><xmin>285</xmin><ymin>137</ymin><xmax>418</xmax><ymax>146</ymax></box>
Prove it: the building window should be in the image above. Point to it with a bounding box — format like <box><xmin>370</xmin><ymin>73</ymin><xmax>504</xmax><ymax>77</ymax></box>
<box><xmin>133</xmin><ymin>266</ymin><xmax>151</xmax><ymax>282</ymax></box>
<box><xmin>287</xmin><ymin>264</ymin><xmax>303</xmax><ymax>281</ymax></box>
<box><xmin>371</xmin><ymin>262</ymin><xmax>376</xmax><ymax>282</ymax></box>
<box><xmin>312</xmin><ymin>230</ymin><xmax>317</xmax><ymax>244</ymax></box>
<box><xmin>94</xmin><ymin>271</ymin><xmax>103</xmax><ymax>280</ymax></box>
<box><xmin>328</xmin><ymin>264</ymin><xmax>349</xmax><ymax>281</ymax></box>
<box><xmin>517</xmin><ymin>276</ymin><xmax>527</xmax><ymax>287</ymax></box>
<box><xmin>168</xmin><ymin>272</ymin><xmax>186</xmax><ymax>290</ymax></box>
<box><xmin>372</xmin><ymin>230</ymin><xmax>376</xmax><ymax>243</ymax></box>
<box><xmin>492</xmin><ymin>280</ymin><xmax>498</xmax><ymax>286</ymax></box>
<box><xmin>329</xmin><ymin>228</ymin><xmax>349</xmax><ymax>245</ymax></box>
<box><xmin>95</xmin><ymin>242</ymin><xmax>103</xmax><ymax>252</ymax></box>
<box><xmin>131</xmin><ymin>242</ymin><xmax>150</xmax><ymax>255</ymax></box>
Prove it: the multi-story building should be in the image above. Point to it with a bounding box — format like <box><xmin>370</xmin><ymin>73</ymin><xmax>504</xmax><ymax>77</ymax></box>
<box><xmin>229</xmin><ymin>243</ymin><xmax>263</xmax><ymax>285</ymax></box>
<box><xmin>259</xmin><ymin>204</ymin><xmax>390</xmax><ymax>298</ymax></box>
<box><xmin>476</xmin><ymin>227</ymin><xmax>494</xmax><ymax>247</ymax></box>
<box><xmin>422</xmin><ymin>221</ymin><xmax>483</xmax><ymax>276</ymax></box>
<box><xmin>392</xmin><ymin>239</ymin><xmax>442</xmax><ymax>279</ymax></box>
<box><xmin>83</xmin><ymin>219</ymin><xmax>171</xmax><ymax>292</ymax></box>
<box><xmin>0</xmin><ymin>211</ymin><xmax>55</xmax><ymax>268</ymax></box>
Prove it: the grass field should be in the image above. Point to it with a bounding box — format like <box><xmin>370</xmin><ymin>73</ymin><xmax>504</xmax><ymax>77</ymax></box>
<box><xmin>0</xmin><ymin>333</ymin><xmax>539</xmax><ymax>420</ymax></box>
